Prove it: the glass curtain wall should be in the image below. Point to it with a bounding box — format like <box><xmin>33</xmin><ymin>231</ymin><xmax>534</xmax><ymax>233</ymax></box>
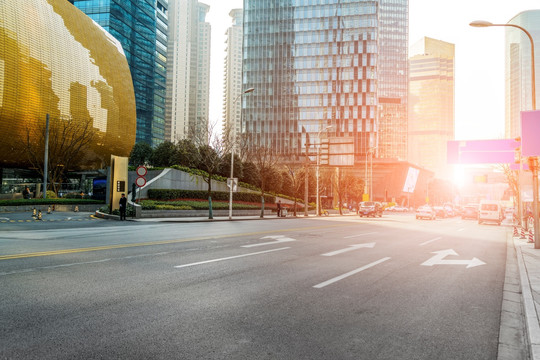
<box><xmin>73</xmin><ymin>0</ymin><xmax>160</xmax><ymax>146</ymax></box>
<box><xmin>242</xmin><ymin>0</ymin><xmax>379</xmax><ymax>161</ymax></box>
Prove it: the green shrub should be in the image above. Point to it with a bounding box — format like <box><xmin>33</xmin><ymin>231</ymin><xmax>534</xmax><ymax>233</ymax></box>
<box><xmin>147</xmin><ymin>189</ymin><xmax>275</xmax><ymax>204</ymax></box>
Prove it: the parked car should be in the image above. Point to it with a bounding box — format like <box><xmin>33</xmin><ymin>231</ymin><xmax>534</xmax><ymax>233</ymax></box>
<box><xmin>358</xmin><ymin>201</ymin><xmax>383</xmax><ymax>217</ymax></box>
<box><xmin>461</xmin><ymin>205</ymin><xmax>478</xmax><ymax>220</ymax></box>
<box><xmin>433</xmin><ymin>206</ymin><xmax>447</xmax><ymax>218</ymax></box>
<box><xmin>416</xmin><ymin>205</ymin><xmax>436</xmax><ymax>220</ymax></box>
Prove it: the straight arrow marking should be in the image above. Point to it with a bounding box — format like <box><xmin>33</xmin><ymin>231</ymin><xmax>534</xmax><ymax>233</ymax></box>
<box><xmin>241</xmin><ymin>235</ymin><xmax>296</xmax><ymax>248</ymax></box>
<box><xmin>321</xmin><ymin>243</ymin><xmax>376</xmax><ymax>256</ymax></box>
<box><xmin>421</xmin><ymin>249</ymin><xmax>486</xmax><ymax>268</ymax></box>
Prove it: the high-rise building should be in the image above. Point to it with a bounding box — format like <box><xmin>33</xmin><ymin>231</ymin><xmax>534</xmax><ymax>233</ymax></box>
<box><xmin>409</xmin><ymin>37</ymin><xmax>455</xmax><ymax>180</ymax></box>
<box><xmin>222</xmin><ymin>9</ymin><xmax>244</xmax><ymax>145</ymax></box>
<box><xmin>241</xmin><ymin>0</ymin><xmax>408</xmax><ymax>165</ymax></box>
<box><xmin>71</xmin><ymin>0</ymin><xmax>167</xmax><ymax>148</ymax></box>
<box><xmin>505</xmin><ymin>10</ymin><xmax>540</xmax><ymax>138</ymax></box>
<box><xmin>377</xmin><ymin>0</ymin><xmax>409</xmax><ymax>161</ymax></box>
<box><xmin>166</xmin><ymin>0</ymin><xmax>211</xmax><ymax>143</ymax></box>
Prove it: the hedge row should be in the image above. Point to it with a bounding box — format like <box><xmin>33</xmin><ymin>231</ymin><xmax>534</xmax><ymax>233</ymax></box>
<box><xmin>147</xmin><ymin>189</ymin><xmax>275</xmax><ymax>204</ymax></box>
<box><xmin>0</xmin><ymin>198</ymin><xmax>104</xmax><ymax>206</ymax></box>
<box><xmin>140</xmin><ymin>200</ymin><xmax>263</xmax><ymax>211</ymax></box>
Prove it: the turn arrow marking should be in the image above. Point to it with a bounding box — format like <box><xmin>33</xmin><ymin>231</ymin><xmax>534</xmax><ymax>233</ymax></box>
<box><xmin>421</xmin><ymin>249</ymin><xmax>486</xmax><ymax>268</ymax></box>
<box><xmin>241</xmin><ymin>235</ymin><xmax>296</xmax><ymax>248</ymax></box>
<box><xmin>321</xmin><ymin>243</ymin><xmax>376</xmax><ymax>256</ymax></box>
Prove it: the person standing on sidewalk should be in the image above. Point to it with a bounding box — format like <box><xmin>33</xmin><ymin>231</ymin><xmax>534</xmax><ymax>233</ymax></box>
<box><xmin>277</xmin><ymin>200</ymin><xmax>282</xmax><ymax>217</ymax></box>
<box><xmin>119</xmin><ymin>193</ymin><xmax>127</xmax><ymax>220</ymax></box>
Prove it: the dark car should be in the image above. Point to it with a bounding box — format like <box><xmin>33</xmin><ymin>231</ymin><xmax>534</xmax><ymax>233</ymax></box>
<box><xmin>433</xmin><ymin>206</ymin><xmax>447</xmax><ymax>218</ymax></box>
<box><xmin>461</xmin><ymin>205</ymin><xmax>478</xmax><ymax>220</ymax></box>
<box><xmin>358</xmin><ymin>201</ymin><xmax>382</xmax><ymax>217</ymax></box>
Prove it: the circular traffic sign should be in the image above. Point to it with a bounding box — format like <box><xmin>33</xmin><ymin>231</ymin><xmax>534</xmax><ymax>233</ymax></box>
<box><xmin>135</xmin><ymin>176</ymin><xmax>146</xmax><ymax>187</ymax></box>
<box><xmin>136</xmin><ymin>165</ymin><xmax>147</xmax><ymax>177</ymax></box>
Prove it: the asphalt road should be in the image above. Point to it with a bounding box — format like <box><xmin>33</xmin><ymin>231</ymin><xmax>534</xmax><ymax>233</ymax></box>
<box><xmin>0</xmin><ymin>214</ymin><xmax>509</xmax><ymax>359</ymax></box>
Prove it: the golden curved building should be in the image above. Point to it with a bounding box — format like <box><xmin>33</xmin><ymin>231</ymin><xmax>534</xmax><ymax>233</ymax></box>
<box><xmin>0</xmin><ymin>0</ymin><xmax>136</xmax><ymax>170</ymax></box>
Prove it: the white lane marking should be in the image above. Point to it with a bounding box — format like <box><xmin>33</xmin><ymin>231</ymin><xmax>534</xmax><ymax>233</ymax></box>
<box><xmin>344</xmin><ymin>232</ymin><xmax>378</xmax><ymax>239</ymax></box>
<box><xmin>0</xmin><ymin>252</ymin><xmax>171</xmax><ymax>277</ymax></box>
<box><xmin>419</xmin><ymin>237</ymin><xmax>442</xmax><ymax>246</ymax></box>
<box><xmin>174</xmin><ymin>247</ymin><xmax>290</xmax><ymax>268</ymax></box>
<box><xmin>313</xmin><ymin>257</ymin><xmax>391</xmax><ymax>289</ymax></box>
<box><xmin>241</xmin><ymin>235</ymin><xmax>296</xmax><ymax>248</ymax></box>
<box><xmin>0</xmin><ymin>217</ymin><xmax>10</xmax><ymax>221</ymax></box>
<box><xmin>421</xmin><ymin>249</ymin><xmax>486</xmax><ymax>268</ymax></box>
<box><xmin>457</xmin><ymin>228</ymin><xmax>465</xmax><ymax>232</ymax></box>
<box><xmin>321</xmin><ymin>243</ymin><xmax>375</xmax><ymax>256</ymax></box>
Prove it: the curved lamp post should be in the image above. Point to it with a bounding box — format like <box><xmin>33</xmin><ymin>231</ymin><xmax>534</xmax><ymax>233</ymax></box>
<box><xmin>316</xmin><ymin>125</ymin><xmax>333</xmax><ymax>216</ymax></box>
<box><xmin>470</xmin><ymin>20</ymin><xmax>539</xmax><ymax>247</ymax></box>
<box><xmin>228</xmin><ymin>87</ymin><xmax>254</xmax><ymax>220</ymax></box>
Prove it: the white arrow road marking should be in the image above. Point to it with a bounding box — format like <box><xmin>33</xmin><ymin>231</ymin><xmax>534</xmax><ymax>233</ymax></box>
<box><xmin>174</xmin><ymin>247</ymin><xmax>290</xmax><ymax>268</ymax></box>
<box><xmin>321</xmin><ymin>243</ymin><xmax>375</xmax><ymax>256</ymax></box>
<box><xmin>421</xmin><ymin>249</ymin><xmax>486</xmax><ymax>268</ymax></box>
<box><xmin>241</xmin><ymin>235</ymin><xmax>296</xmax><ymax>248</ymax></box>
<box><xmin>343</xmin><ymin>232</ymin><xmax>378</xmax><ymax>239</ymax></box>
<box><xmin>0</xmin><ymin>217</ymin><xmax>10</xmax><ymax>221</ymax></box>
<box><xmin>419</xmin><ymin>237</ymin><xmax>442</xmax><ymax>246</ymax></box>
<box><xmin>314</xmin><ymin>257</ymin><xmax>391</xmax><ymax>288</ymax></box>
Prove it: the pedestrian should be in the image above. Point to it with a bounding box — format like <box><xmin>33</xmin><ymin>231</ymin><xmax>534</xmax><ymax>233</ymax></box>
<box><xmin>119</xmin><ymin>193</ymin><xmax>127</xmax><ymax>220</ymax></box>
<box><xmin>22</xmin><ymin>186</ymin><xmax>31</xmax><ymax>199</ymax></box>
<box><xmin>277</xmin><ymin>200</ymin><xmax>282</xmax><ymax>217</ymax></box>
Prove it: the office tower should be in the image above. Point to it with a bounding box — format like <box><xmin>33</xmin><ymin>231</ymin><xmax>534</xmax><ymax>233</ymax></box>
<box><xmin>222</xmin><ymin>9</ymin><xmax>244</xmax><ymax>145</ymax></box>
<box><xmin>377</xmin><ymin>0</ymin><xmax>409</xmax><ymax>160</ymax></box>
<box><xmin>242</xmin><ymin>0</ymin><xmax>408</xmax><ymax>164</ymax></box>
<box><xmin>154</xmin><ymin>0</ymin><xmax>169</xmax><ymax>146</ymax></box>
<box><xmin>166</xmin><ymin>0</ymin><xmax>211</xmax><ymax>143</ymax></box>
<box><xmin>505</xmin><ymin>10</ymin><xmax>540</xmax><ymax>138</ymax></box>
<box><xmin>409</xmin><ymin>37</ymin><xmax>455</xmax><ymax>180</ymax></box>
<box><xmin>71</xmin><ymin>0</ymin><xmax>167</xmax><ymax>148</ymax></box>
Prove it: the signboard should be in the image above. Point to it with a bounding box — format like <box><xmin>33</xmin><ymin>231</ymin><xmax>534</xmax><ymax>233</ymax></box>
<box><xmin>402</xmin><ymin>167</ymin><xmax>419</xmax><ymax>193</ymax></box>
<box><xmin>447</xmin><ymin>139</ymin><xmax>521</xmax><ymax>164</ymax></box>
<box><xmin>327</xmin><ymin>137</ymin><xmax>354</xmax><ymax>166</ymax></box>
<box><xmin>135</xmin><ymin>165</ymin><xmax>147</xmax><ymax>188</ymax></box>
<box><xmin>521</xmin><ymin>110</ymin><xmax>540</xmax><ymax>156</ymax></box>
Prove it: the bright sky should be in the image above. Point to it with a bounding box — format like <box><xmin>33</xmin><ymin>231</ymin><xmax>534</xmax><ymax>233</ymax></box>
<box><xmin>204</xmin><ymin>0</ymin><xmax>540</xmax><ymax>141</ymax></box>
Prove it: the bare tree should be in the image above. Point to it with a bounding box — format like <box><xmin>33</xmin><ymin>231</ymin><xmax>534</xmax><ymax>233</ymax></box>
<box><xmin>243</xmin><ymin>143</ymin><xmax>281</xmax><ymax>218</ymax></box>
<box><xmin>24</xmin><ymin>115</ymin><xmax>95</xmax><ymax>195</ymax></box>
<box><xmin>190</xmin><ymin>120</ymin><xmax>227</xmax><ymax>219</ymax></box>
<box><xmin>498</xmin><ymin>163</ymin><xmax>520</xmax><ymax>221</ymax></box>
<box><xmin>281</xmin><ymin>160</ymin><xmax>306</xmax><ymax>216</ymax></box>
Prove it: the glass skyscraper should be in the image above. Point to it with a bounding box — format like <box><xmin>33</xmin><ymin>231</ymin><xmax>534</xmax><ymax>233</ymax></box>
<box><xmin>71</xmin><ymin>0</ymin><xmax>167</xmax><ymax>147</ymax></box>
<box><xmin>409</xmin><ymin>37</ymin><xmax>455</xmax><ymax>180</ymax></box>
<box><xmin>505</xmin><ymin>10</ymin><xmax>540</xmax><ymax>139</ymax></box>
<box><xmin>242</xmin><ymin>0</ymin><xmax>408</xmax><ymax>164</ymax></box>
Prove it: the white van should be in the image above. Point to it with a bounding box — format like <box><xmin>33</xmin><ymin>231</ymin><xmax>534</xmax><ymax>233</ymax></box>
<box><xmin>478</xmin><ymin>201</ymin><xmax>504</xmax><ymax>225</ymax></box>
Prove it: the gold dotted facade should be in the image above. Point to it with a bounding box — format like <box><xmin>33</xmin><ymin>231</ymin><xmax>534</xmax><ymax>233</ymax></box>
<box><xmin>0</xmin><ymin>0</ymin><xmax>136</xmax><ymax>170</ymax></box>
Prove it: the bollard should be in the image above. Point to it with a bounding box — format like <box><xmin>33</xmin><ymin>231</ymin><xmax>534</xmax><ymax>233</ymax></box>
<box><xmin>32</xmin><ymin>208</ymin><xmax>36</xmax><ymax>217</ymax></box>
<box><xmin>52</xmin><ymin>204</ymin><xmax>55</xmax><ymax>211</ymax></box>
<box><xmin>521</xmin><ymin>227</ymin><xmax>527</xmax><ymax>239</ymax></box>
<box><xmin>47</xmin><ymin>206</ymin><xmax>51</xmax><ymax>214</ymax></box>
<box><xmin>529</xmin><ymin>230</ymin><xmax>535</xmax><ymax>243</ymax></box>
<box><xmin>37</xmin><ymin>210</ymin><xmax>42</xmax><ymax>221</ymax></box>
<box><xmin>513</xmin><ymin>226</ymin><xmax>519</xmax><ymax>237</ymax></box>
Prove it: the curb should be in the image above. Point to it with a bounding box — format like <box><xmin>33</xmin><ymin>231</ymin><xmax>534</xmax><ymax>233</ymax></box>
<box><xmin>514</xmin><ymin>236</ymin><xmax>540</xmax><ymax>359</ymax></box>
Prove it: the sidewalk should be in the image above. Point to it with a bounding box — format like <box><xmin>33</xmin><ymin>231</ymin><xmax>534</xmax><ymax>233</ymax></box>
<box><xmin>514</xmin><ymin>232</ymin><xmax>540</xmax><ymax>359</ymax></box>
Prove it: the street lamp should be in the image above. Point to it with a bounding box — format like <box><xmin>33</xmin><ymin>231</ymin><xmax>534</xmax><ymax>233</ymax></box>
<box><xmin>364</xmin><ymin>147</ymin><xmax>376</xmax><ymax>202</ymax></box>
<box><xmin>228</xmin><ymin>87</ymin><xmax>254</xmax><ymax>220</ymax></box>
<box><xmin>316</xmin><ymin>125</ymin><xmax>333</xmax><ymax>216</ymax></box>
<box><xmin>470</xmin><ymin>20</ymin><xmax>539</xmax><ymax>247</ymax></box>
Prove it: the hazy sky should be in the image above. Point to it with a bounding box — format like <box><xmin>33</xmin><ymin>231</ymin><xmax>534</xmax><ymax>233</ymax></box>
<box><xmin>204</xmin><ymin>0</ymin><xmax>540</xmax><ymax>141</ymax></box>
